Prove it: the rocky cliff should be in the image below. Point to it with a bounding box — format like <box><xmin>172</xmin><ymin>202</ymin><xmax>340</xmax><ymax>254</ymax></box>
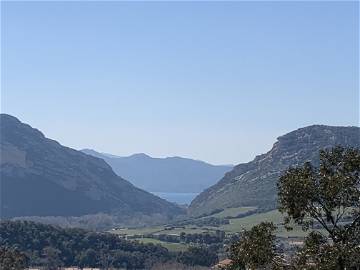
<box><xmin>189</xmin><ymin>125</ymin><xmax>360</xmax><ymax>217</ymax></box>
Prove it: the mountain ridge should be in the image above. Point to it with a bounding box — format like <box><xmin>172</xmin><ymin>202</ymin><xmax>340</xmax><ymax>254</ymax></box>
<box><xmin>0</xmin><ymin>114</ymin><xmax>183</xmax><ymax>219</ymax></box>
<box><xmin>81</xmin><ymin>149</ymin><xmax>233</xmax><ymax>193</ymax></box>
<box><xmin>188</xmin><ymin>124</ymin><xmax>360</xmax><ymax>217</ymax></box>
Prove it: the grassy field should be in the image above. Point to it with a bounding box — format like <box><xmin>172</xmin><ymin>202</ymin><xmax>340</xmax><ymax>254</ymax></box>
<box><xmin>209</xmin><ymin>206</ymin><xmax>257</xmax><ymax>218</ymax></box>
<box><xmin>111</xmin><ymin>226</ymin><xmax>165</xmax><ymax>236</ymax></box>
<box><xmin>220</xmin><ymin>210</ymin><xmax>283</xmax><ymax>232</ymax></box>
<box><xmin>134</xmin><ymin>238</ymin><xmax>188</xmax><ymax>252</ymax></box>
<box><xmin>219</xmin><ymin>209</ymin><xmax>319</xmax><ymax>237</ymax></box>
<box><xmin>110</xmin><ymin>209</ymin><xmax>313</xmax><ymax>249</ymax></box>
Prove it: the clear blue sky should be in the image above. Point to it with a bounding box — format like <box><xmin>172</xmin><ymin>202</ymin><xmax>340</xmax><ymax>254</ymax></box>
<box><xmin>1</xmin><ymin>1</ymin><xmax>359</xmax><ymax>165</ymax></box>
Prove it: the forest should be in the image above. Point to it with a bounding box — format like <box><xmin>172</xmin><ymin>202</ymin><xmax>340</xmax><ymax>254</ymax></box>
<box><xmin>0</xmin><ymin>220</ymin><xmax>217</xmax><ymax>269</ymax></box>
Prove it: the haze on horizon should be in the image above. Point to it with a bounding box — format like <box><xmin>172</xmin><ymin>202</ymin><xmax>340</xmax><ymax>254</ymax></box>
<box><xmin>1</xmin><ymin>1</ymin><xmax>358</xmax><ymax>165</ymax></box>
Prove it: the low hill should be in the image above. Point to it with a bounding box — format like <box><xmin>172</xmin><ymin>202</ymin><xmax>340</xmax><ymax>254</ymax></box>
<box><xmin>0</xmin><ymin>114</ymin><xmax>182</xmax><ymax>219</ymax></box>
<box><xmin>81</xmin><ymin>149</ymin><xmax>232</xmax><ymax>193</ymax></box>
<box><xmin>189</xmin><ymin>125</ymin><xmax>360</xmax><ymax>217</ymax></box>
<box><xmin>0</xmin><ymin>220</ymin><xmax>171</xmax><ymax>269</ymax></box>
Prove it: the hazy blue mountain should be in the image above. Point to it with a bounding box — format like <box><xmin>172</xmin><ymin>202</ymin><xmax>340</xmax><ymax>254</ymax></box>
<box><xmin>81</xmin><ymin>149</ymin><xmax>232</xmax><ymax>193</ymax></box>
<box><xmin>189</xmin><ymin>125</ymin><xmax>360</xmax><ymax>217</ymax></box>
<box><xmin>0</xmin><ymin>114</ymin><xmax>183</xmax><ymax>219</ymax></box>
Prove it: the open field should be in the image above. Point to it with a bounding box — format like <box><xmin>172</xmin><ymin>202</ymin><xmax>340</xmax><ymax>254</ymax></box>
<box><xmin>108</xmin><ymin>208</ymin><xmax>325</xmax><ymax>252</ymax></box>
<box><xmin>110</xmin><ymin>226</ymin><xmax>165</xmax><ymax>236</ymax></box>
<box><xmin>219</xmin><ymin>210</ymin><xmax>323</xmax><ymax>238</ymax></box>
<box><xmin>134</xmin><ymin>238</ymin><xmax>189</xmax><ymax>252</ymax></box>
<box><xmin>110</xmin><ymin>209</ymin><xmax>312</xmax><ymax>239</ymax></box>
<box><xmin>220</xmin><ymin>210</ymin><xmax>283</xmax><ymax>232</ymax></box>
<box><xmin>111</xmin><ymin>225</ymin><xmax>215</xmax><ymax>237</ymax></box>
<box><xmin>209</xmin><ymin>206</ymin><xmax>257</xmax><ymax>219</ymax></box>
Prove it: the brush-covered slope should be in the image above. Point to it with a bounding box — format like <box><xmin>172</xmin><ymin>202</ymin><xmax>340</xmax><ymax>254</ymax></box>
<box><xmin>189</xmin><ymin>125</ymin><xmax>360</xmax><ymax>217</ymax></box>
<box><xmin>81</xmin><ymin>149</ymin><xmax>232</xmax><ymax>193</ymax></box>
<box><xmin>0</xmin><ymin>114</ymin><xmax>182</xmax><ymax>218</ymax></box>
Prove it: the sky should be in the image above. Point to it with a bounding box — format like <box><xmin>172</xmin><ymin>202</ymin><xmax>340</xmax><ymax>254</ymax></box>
<box><xmin>1</xmin><ymin>1</ymin><xmax>359</xmax><ymax>165</ymax></box>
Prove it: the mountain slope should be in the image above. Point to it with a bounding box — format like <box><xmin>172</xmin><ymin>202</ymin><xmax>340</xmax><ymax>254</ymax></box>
<box><xmin>0</xmin><ymin>114</ymin><xmax>182</xmax><ymax>218</ymax></box>
<box><xmin>81</xmin><ymin>149</ymin><xmax>232</xmax><ymax>193</ymax></box>
<box><xmin>189</xmin><ymin>125</ymin><xmax>360</xmax><ymax>217</ymax></box>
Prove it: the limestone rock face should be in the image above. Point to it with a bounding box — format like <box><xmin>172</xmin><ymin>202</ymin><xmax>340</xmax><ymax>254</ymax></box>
<box><xmin>189</xmin><ymin>125</ymin><xmax>360</xmax><ymax>217</ymax></box>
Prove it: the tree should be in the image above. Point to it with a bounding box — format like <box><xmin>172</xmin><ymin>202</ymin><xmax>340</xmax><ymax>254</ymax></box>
<box><xmin>177</xmin><ymin>246</ymin><xmax>218</xmax><ymax>267</ymax></box>
<box><xmin>278</xmin><ymin>146</ymin><xmax>360</xmax><ymax>270</ymax></box>
<box><xmin>76</xmin><ymin>248</ymin><xmax>97</xmax><ymax>267</ymax></box>
<box><xmin>227</xmin><ymin>222</ymin><xmax>282</xmax><ymax>270</ymax></box>
<box><xmin>0</xmin><ymin>247</ymin><xmax>28</xmax><ymax>270</ymax></box>
<box><xmin>43</xmin><ymin>247</ymin><xmax>62</xmax><ymax>270</ymax></box>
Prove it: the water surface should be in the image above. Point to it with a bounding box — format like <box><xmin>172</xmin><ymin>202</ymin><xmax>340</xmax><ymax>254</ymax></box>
<box><xmin>152</xmin><ymin>192</ymin><xmax>199</xmax><ymax>205</ymax></box>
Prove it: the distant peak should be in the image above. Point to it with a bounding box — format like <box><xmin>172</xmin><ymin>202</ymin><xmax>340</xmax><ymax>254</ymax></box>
<box><xmin>81</xmin><ymin>148</ymin><xmax>99</xmax><ymax>154</ymax></box>
<box><xmin>0</xmin><ymin>113</ymin><xmax>21</xmax><ymax>123</ymax></box>
<box><xmin>129</xmin><ymin>153</ymin><xmax>151</xmax><ymax>158</ymax></box>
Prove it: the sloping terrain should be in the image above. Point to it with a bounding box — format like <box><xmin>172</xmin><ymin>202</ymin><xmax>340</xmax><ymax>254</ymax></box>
<box><xmin>0</xmin><ymin>114</ymin><xmax>182</xmax><ymax>218</ymax></box>
<box><xmin>81</xmin><ymin>149</ymin><xmax>232</xmax><ymax>193</ymax></box>
<box><xmin>189</xmin><ymin>125</ymin><xmax>360</xmax><ymax>217</ymax></box>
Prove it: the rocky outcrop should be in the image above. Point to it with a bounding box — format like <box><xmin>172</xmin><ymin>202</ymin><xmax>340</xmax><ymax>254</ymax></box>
<box><xmin>189</xmin><ymin>125</ymin><xmax>360</xmax><ymax>217</ymax></box>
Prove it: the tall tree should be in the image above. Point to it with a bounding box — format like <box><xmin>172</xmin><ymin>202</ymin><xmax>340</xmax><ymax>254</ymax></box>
<box><xmin>0</xmin><ymin>247</ymin><xmax>28</xmax><ymax>270</ymax></box>
<box><xmin>278</xmin><ymin>146</ymin><xmax>360</xmax><ymax>269</ymax></box>
<box><xmin>43</xmin><ymin>247</ymin><xmax>62</xmax><ymax>270</ymax></box>
<box><xmin>227</xmin><ymin>222</ymin><xmax>282</xmax><ymax>270</ymax></box>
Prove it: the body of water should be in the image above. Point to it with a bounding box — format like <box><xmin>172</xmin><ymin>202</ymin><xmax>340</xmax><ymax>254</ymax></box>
<box><xmin>151</xmin><ymin>192</ymin><xmax>199</xmax><ymax>205</ymax></box>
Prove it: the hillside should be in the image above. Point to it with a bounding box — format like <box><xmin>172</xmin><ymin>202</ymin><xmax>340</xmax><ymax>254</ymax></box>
<box><xmin>0</xmin><ymin>114</ymin><xmax>182</xmax><ymax>219</ymax></box>
<box><xmin>81</xmin><ymin>149</ymin><xmax>232</xmax><ymax>193</ymax></box>
<box><xmin>189</xmin><ymin>125</ymin><xmax>360</xmax><ymax>217</ymax></box>
<box><xmin>0</xmin><ymin>220</ymin><xmax>172</xmax><ymax>269</ymax></box>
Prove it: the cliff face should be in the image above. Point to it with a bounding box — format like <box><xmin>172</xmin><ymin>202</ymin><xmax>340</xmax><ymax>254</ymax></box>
<box><xmin>0</xmin><ymin>114</ymin><xmax>183</xmax><ymax>218</ymax></box>
<box><xmin>189</xmin><ymin>125</ymin><xmax>360</xmax><ymax>217</ymax></box>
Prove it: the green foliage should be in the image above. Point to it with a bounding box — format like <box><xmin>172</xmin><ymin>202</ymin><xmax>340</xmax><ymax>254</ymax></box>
<box><xmin>0</xmin><ymin>247</ymin><xmax>28</xmax><ymax>270</ymax></box>
<box><xmin>0</xmin><ymin>220</ymin><xmax>171</xmax><ymax>269</ymax></box>
<box><xmin>176</xmin><ymin>246</ymin><xmax>218</xmax><ymax>267</ymax></box>
<box><xmin>292</xmin><ymin>231</ymin><xmax>360</xmax><ymax>270</ymax></box>
<box><xmin>227</xmin><ymin>222</ymin><xmax>281</xmax><ymax>270</ymax></box>
<box><xmin>278</xmin><ymin>146</ymin><xmax>360</xmax><ymax>269</ymax></box>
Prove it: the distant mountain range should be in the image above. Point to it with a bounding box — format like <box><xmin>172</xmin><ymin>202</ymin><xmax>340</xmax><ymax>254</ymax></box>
<box><xmin>189</xmin><ymin>125</ymin><xmax>360</xmax><ymax>217</ymax></box>
<box><xmin>81</xmin><ymin>149</ymin><xmax>232</xmax><ymax>193</ymax></box>
<box><xmin>0</xmin><ymin>114</ymin><xmax>182</xmax><ymax>219</ymax></box>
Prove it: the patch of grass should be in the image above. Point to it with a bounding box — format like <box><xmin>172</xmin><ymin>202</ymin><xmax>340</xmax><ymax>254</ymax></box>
<box><xmin>209</xmin><ymin>206</ymin><xmax>257</xmax><ymax>218</ymax></box>
<box><xmin>220</xmin><ymin>210</ymin><xmax>283</xmax><ymax>232</ymax></box>
<box><xmin>158</xmin><ymin>226</ymin><xmax>213</xmax><ymax>235</ymax></box>
<box><xmin>110</xmin><ymin>210</ymin><xmax>322</xmax><ymax>240</ymax></box>
<box><xmin>134</xmin><ymin>238</ymin><xmax>188</xmax><ymax>252</ymax></box>
<box><xmin>219</xmin><ymin>210</ymin><xmax>323</xmax><ymax>238</ymax></box>
<box><xmin>111</xmin><ymin>226</ymin><xmax>164</xmax><ymax>236</ymax></box>
<box><xmin>111</xmin><ymin>225</ymin><xmax>214</xmax><ymax>238</ymax></box>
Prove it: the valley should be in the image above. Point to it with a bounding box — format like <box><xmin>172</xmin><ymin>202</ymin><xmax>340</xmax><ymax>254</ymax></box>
<box><xmin>110</xmin><ymin>207</ymin><xmax>312</xmax><ymax>250</ymax></box>
<box><xmin>1</xmin><ymin>114</ymin><xmax>359</xmax><ymax>269</ymax></box>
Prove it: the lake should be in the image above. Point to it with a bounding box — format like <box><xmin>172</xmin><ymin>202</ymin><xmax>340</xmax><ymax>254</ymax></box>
<box><xmin>151</xmin><ymin>192</ymin><xmax>199</xmax><ymax>205</ymax></box>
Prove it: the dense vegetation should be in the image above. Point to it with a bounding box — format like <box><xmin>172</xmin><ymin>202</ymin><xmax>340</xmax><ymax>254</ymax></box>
<box><xmin>0</xmin><ymin>246</ymin><xmax>28</xmax><ymax>270</ymax></box>
<box><xmin>176</xmin><ymin>246</ymin><xmax>218</xmax><ymax>267</ymax></box>
<box><xmin>278</xmin><ymin>146</ymin><xmax>360</xmax><ymax>269</ymax></box>
<box><xmin>227</xmin><ymin>222</ymin><xmax>281</xmax><ymax>270</ymax></box>
<box><xmin>227</xmin><ymin>147</ymin><xmax>360</xmax><ymax>270</ymax></box>
<box><xmin>0</xmin><ymin>220</ymin><xmax>172</xmax><ymax>269</ymax></box>
<box><xmin>0</xmin><ymin>220</ymin><xmax>221</xmax><ymax>269</ymax></box>
<box><xmin>147</xmin><ymin>231</ymin><xmax>225</xmax><ymax>245</ymax></box>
